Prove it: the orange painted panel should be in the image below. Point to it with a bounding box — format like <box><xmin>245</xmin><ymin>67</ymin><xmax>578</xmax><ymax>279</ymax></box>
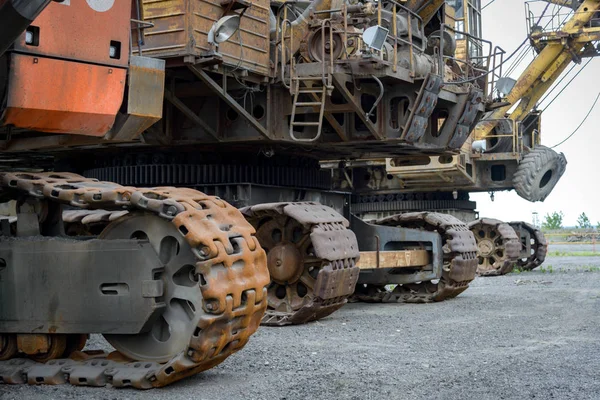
<box><xmin>4</xmin><ymin>54</ymin><xmax>126</xmax><ymax>136</ymax></box>
<box><xmin>13</xmin><ymin>0</ymin><xmax>130</xmax><ymax>68</ymax></box>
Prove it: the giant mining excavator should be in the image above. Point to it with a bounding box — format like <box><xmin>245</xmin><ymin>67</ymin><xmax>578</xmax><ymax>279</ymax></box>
<box><xmin>335</xmin><ymin>0</ymin><xmax>600</xmax><ymax>282</ymax></box>
<box><xmin>0</xmin><ymin>0</ymin><xmax>595</xmax><ymax>389</ymax></box>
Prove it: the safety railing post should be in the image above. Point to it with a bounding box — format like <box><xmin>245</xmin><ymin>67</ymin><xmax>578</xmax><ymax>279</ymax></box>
<box><xmin>439</xmin><ymin>24</ymin><xmax>445</xmax><ymax>76</ymax></box>
<box><xmin>280</xmin><ymin>18</ymin><xmax>293</xmax><ymax>90</ymax></box>
<box><xmin>407</xmin><ymin>13</ymin><xmax>414</xmax><ymax>76</ymax></box>
<box><xmin>393</xmin><ymin>4</ymin><xmax>398</xmax><ymax>73</ymax></box>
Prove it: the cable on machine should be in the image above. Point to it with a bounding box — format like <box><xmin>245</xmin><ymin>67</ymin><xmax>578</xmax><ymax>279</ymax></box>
<box><xmin>550</xmin><ymin>88</ymin><xmax>600</xmax><ymax>148</ymax></box>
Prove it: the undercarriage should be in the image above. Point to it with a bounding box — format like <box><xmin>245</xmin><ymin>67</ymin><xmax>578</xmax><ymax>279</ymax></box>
<box><xmin>0</xmin><ymin>161</ymin><xmax>481</xmax><ymax>387</ymax></box>
<box><xmin>0</xmin><ymin>172</ymin><xmax>269</xmax><ymax>387</ymax></box>
<box><xmin>350</xmin><ymin>188</ymin><xmax>549</xmax><ymax>276</ymax></box>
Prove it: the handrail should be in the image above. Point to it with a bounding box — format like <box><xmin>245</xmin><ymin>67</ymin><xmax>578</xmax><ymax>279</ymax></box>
<box><xmin>473</xmin><ymin>118</ymin><xmax>521</xmax><ymax>155</ymax></box>
<box><xmin>389</xmin><ymin>0</ymin><xmax>425</xmax><ymax>77</ymax></box>
<box><xmin>273</xmin><ymin>0</ymin><xmax>430</xmax><ymax>80</ymax></box>
<box><xmin>488</xmin><ymin>45</ymin><xmax>506</xmax><ymax>101</ymax></box>
<box><xmin>274</xmin><ymin>2</ymin><xmax>299</xmax><ymax>86</ymax></box>
<box><xmin>525</xmin><ymin>0</ymin><xmax>585</xmax><ymax>36</ymax></box>
<box><xmin>439</xmin><ymin>23</ymin><xmax>502</xmax><ymax>95</ymax></box>
<box><xmin>279</xmin><ymin>18</ymin><xmax>294</xmax><ymax>90</ymax></box>
<box><xmin>129</xmin><ymin>19</ymin><xmax>154</xmax><ymax>56</ymax></box>
<box><xmin>320</xmin><ymin>19</ymin><xmax>334</xmax><ymax>88</ymax></box>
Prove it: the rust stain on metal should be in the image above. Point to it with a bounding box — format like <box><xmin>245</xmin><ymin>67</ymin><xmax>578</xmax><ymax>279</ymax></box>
<box><xmin>17</xmin><ymin>334</ymin><xmax>50</xmax><ymax>355</ymax></box>
<box><xmin>0</xmin><ymin>172</ymin><xmax>270</xmax><ymax>388</ymax></box>
<box><xmin>138</xmin><ymin>0</ymin><xmax>272</xmax><ymax>75</ymax></box>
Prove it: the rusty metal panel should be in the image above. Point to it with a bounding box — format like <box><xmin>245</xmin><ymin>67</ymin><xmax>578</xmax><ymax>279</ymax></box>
<box><xmin>401</xmin><ymin>74</ymin><xmax>443</xmax><ymax>143</ymax></box>
<box><xmin>128</xmin><ymin>56</ymin><xmax>165</xmax><ymax>120</ymax></box>
<box><xmin>136</xmin><ymin>0</ymin><xmax>189</xmax><ymax>57</ymax></box>
<box><xmin>109</xmin><ymin>56</ymin><xmax>166</xmax><ymax>140</ymax></box>
<box><xmin>13</xmin><ymin>0</ymin><xmax>130</xmax><ymax>68</ymax></box>
<box><xmin>313</xmin><ymin>263</ymin><xmax>359</xmax><ymax>300</ymax></box>
<box><xmin>191</xmin><ymin>0</ymin><xmax>270</xmax><ymax>75</ymax></box>
<box><xmin>16</xmin><ymin>334</ymin><xmax>50</xmax><ymax>355</ymax></box>
<box><xmin>3</xmin><ymin>54</ymin><xmax>126</xmax><ymax>136</ymax></box>
<box><xmin>310</xmin><ymin>228</ymin><xmax>360</xmax><ymax>261</ymax></box>
<box><xmin>140</xmin><ymin>0</ymin><xmax>270</xmax><ymax>76</ymax></box>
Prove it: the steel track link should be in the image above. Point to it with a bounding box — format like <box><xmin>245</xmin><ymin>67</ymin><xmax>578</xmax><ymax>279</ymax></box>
<box><xmin>353</xmin><ymin>212</ymin><xmax>478</xmax><ymax>303</ymax></box>
<box><xmin>510</xmin><ymin>221</ymin><xmax>548</xmax><ymax>271</ymax></box>
<box><xmin>241</xmin><ymin>202</ymin><xmax>360</xmax><ymax>326</ymax></box>
<box><xmin>0</xmin><ymin>172</ymin><xmax>270</xmax><ymax>388</ymax></box>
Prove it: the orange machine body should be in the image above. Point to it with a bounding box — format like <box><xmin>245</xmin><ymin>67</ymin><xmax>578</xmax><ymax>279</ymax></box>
<box><xmin>2</xmin><ymin>0</ymin><xmax>131</xmax><ymax>136</ymax></box>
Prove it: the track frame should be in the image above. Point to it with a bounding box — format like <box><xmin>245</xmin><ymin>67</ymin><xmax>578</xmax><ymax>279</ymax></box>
<box><xmin>352</xmin><ymin>215</ymin><xmax>443</xmax><ymax>285</ymax></box>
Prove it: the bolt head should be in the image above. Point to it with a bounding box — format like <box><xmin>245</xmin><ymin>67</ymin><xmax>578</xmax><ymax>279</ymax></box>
<box><xmin>166</xmin><ymin>205</ymin><xmax>178</xmax><ymax>216</ymax></box>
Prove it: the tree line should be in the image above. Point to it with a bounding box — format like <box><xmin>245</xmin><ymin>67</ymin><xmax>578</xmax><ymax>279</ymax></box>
<box><xmin>542</xmin><ymin>211</ymin><xmax>597</xmax><ymax>230</ymax></box>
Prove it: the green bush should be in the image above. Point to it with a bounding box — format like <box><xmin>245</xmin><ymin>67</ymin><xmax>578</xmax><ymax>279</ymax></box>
<box><xmin>543</xmin><ymin>211</ymin><xmax>564</xmax><ymax>230</ymax></box>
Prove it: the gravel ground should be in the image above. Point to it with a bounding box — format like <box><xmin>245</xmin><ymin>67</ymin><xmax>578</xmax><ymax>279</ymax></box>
<box><xmin>546</xmin><ymin>244</ymin><xmax>600</xmax><ymax>253</ymax></box>
<box><xmin>2</xmin><ymin>255</ymin><xmax>600</xmax><ymax>400</ymax></box>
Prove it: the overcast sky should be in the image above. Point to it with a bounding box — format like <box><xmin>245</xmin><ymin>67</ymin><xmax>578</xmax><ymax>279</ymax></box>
<box><xmin>470</xmin><ymin>0</ymin><xmax>600</xmax><ymax>227</ymax></box>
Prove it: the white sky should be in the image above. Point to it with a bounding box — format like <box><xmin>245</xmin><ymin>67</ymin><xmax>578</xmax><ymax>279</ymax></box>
<box><xmin>471</xmin><ymin>0</ymin><xmax>600</xmax><ymax>227</ymax></box>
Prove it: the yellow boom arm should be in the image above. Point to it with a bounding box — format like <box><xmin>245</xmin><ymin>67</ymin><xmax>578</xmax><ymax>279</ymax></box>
<box><xmin>474</xmin><ymin>0</ymin><xmax>600</xmax><ymax>139</ymax></box>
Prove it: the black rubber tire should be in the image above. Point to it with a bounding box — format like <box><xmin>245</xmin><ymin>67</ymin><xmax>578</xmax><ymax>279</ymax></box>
<box><xmin>486</xmin><ymin>136</ymin><xmax>513</xmax><ymax>153</ymax></box>
<box><xmin>513</xmin><ymin>145</ymin><xmax>567</xmax><ymax>202</ymax></box>
<box><xmin>485</xmin><ymin>120</ymin><xmax>515</xmax><ymax>153</ymax></box>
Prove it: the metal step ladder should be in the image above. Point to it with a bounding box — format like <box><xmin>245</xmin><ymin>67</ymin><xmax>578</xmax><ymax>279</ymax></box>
<box><xmin>289</xmin><ymin>77</ymin><xmax>329</xmax><ymax>142</ymax></box>
<box><xmin>287</xmin><ymin>19</ymin><xmax>335</xmax><ymax>142</ymax></box>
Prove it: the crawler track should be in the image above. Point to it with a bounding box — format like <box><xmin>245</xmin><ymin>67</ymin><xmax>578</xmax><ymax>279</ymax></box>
<box><xmin>510</xmin><ymin>221</ymin><xmax>548</xmax><ymax>271</ymax></box>
<box><xmin>0</xmin><ymin>172</ymin><xmax>269</xmax><ymax>388</ymax></box>
<box><xmin>242</xmin><ymin>202</ymin><xmax>360</xmax><ymax>326</ymax></box>
<box><xmin>353</xmin><ymin>212</ymin><xmax>478</xmax><ymax>303</ymax></box>
<box><xmin>469</xmin><ymin>218</ymin><xmax>521</xmax><ymax>276</ymax></box>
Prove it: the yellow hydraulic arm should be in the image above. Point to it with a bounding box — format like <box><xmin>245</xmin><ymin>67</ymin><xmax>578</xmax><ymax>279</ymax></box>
<box><xmin>474</xmin><ymin>0</ymin><xmax>600</xmax><ymax>139</ymax></box>
<box><xmin>406</xmin><ymin>0</ymin><xmax>446</xmax><ymax>23</ymax></box>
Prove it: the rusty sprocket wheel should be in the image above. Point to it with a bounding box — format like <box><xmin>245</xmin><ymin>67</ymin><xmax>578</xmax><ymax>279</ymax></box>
<box><xmin>255</xmin><ymin>215</ymin><xmax>323</xmax><ymax>315</ymax></box>
<box><xmin>469</xmin><ymin>218</ymin><xmax>521</xmax><ymax>276</ymax></box>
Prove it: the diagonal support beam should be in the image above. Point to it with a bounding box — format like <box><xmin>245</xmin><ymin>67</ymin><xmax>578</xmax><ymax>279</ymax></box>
<box><xmin>415</xmin><ymin>0</ymin><xmax>445</xmax><ymax>25</ymax></box>
<box><xmin>305</xmin><ymin>92</ymin><xmax>348</xmax><ymax>141</ymax></box>
<box><xmin>332</xmin><ymin>74</ymin><xmax>383</xmax><ymax>140</ymax></box>
<box><xmin>164</xmin><ymin>90</ymin><xmax>220</xmax><ymax>141</ymax></box>
<box><xmin>188</xmin><ymin>65</ymin><xmax>271</xmax><ymax>140</ymax></box>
